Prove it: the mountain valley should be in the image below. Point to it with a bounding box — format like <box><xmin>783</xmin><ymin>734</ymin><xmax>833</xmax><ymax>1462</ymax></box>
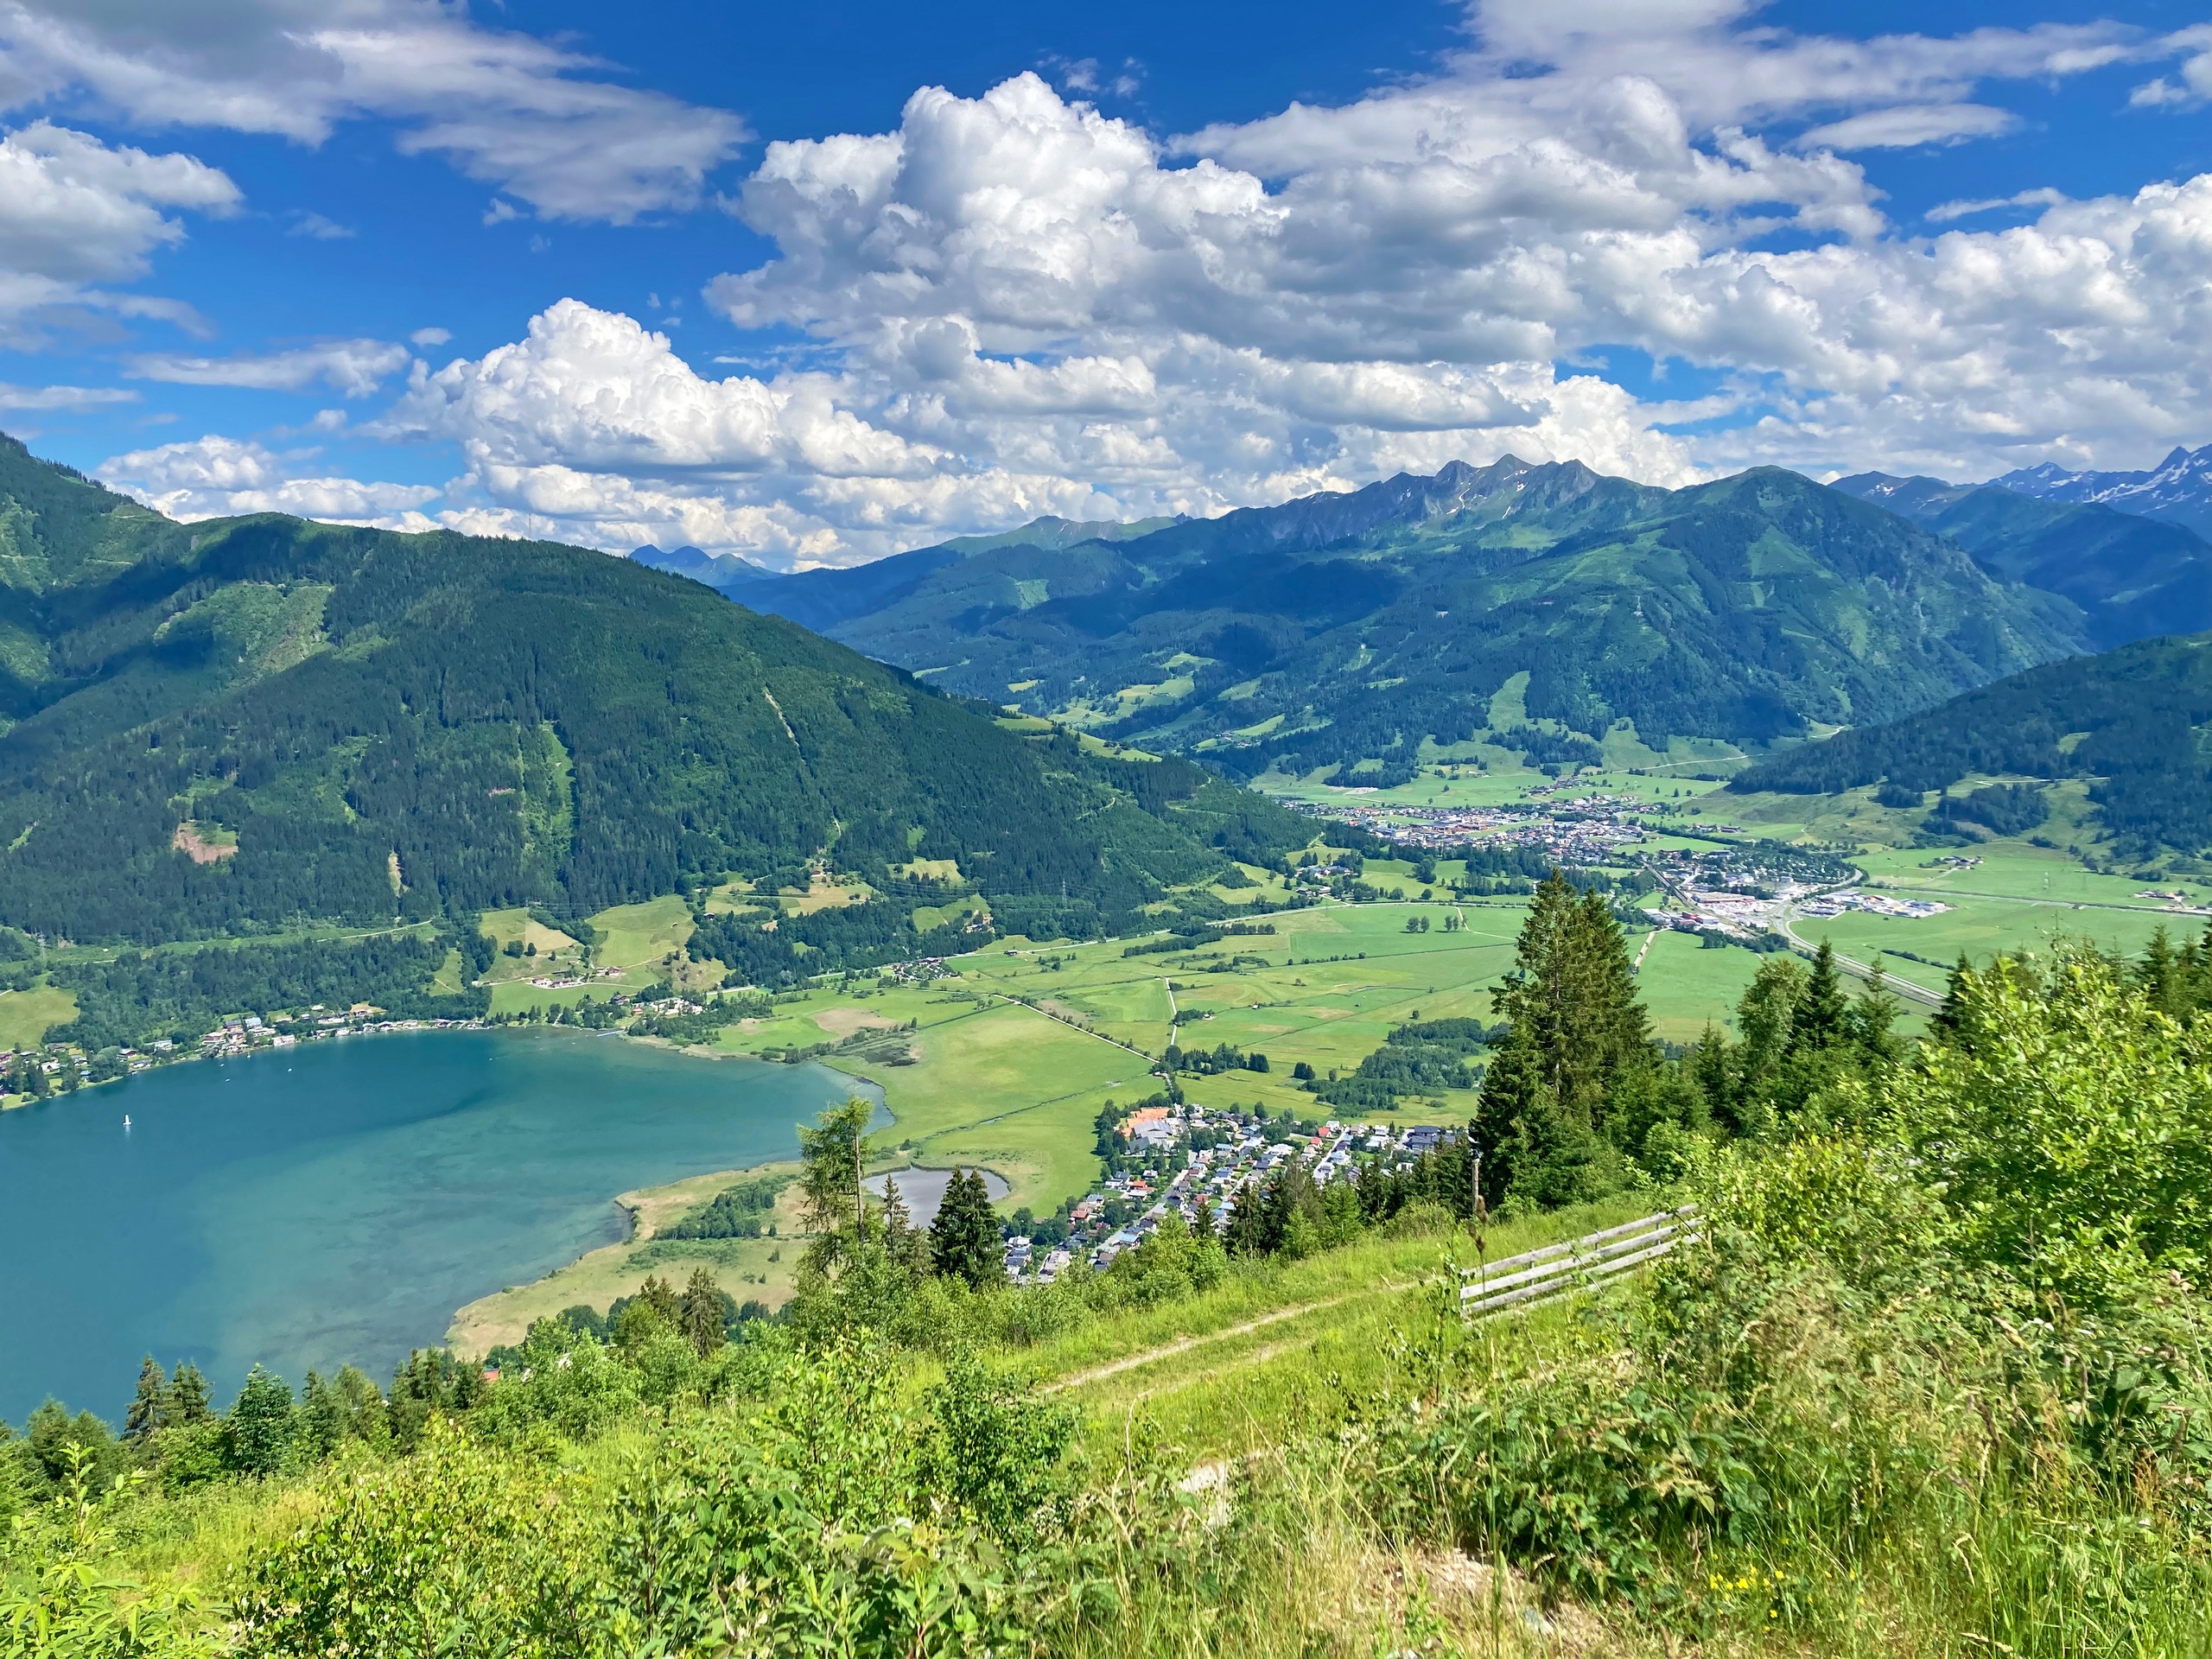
<box><xmin>728</xmin><ymin>458</ymin><xmax>2088</xmax><ymax>783</ymax></box>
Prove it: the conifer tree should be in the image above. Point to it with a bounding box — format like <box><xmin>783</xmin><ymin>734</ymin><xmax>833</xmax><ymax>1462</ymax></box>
<box><xmin>639</xmin><ymin>1274</ymin><xmax>683</xmax><ymax>1325</ymax></box>
<box><xmin>930</xmin><ymin>1169</ymin><xmax>1003</xmax><ymax>1288</ymax></box>
<box><xmin>124</xmin><ymin>1356</ymin><xmax>171</xmax><ymax>1441</ymax></box>
<box><xmin>798</xmin><ymin>1095</ymin><xmax>876</xmax><ymax>1271</ymax></box>
<box><xmin>1933</xmin><ymin>952</ymin><xmax>1974</xmax><ymax>1035</ymax></box>
<box><xmin>1259</xmin><ymin>1160</ymin><xmax>1322</xmax><ymax>1255</ymax></box>
<box><xmin>225</xmin><ymin>1365</ymin><xmax>293</xmax><ymax>1478</ymax></box>
<box><xmin>297</xmin><ymin>1371</ymin><xmax>346</xmax><ymax>1462</ymax></box>
<box><xmin>169</xmin><ymin>1360</ymin><xmax>212</xmax><ymax>1426</ymax></box>
<box><xmin>1224</xmin><ymin>1177</ymin><xmax>1268</xmax><ymax>1255</ymax></box>
<box><xmin>1789</xmin><ymin>940</ymin><xmax>1850</xmax><ymax>1053</ymax></box>
<box><xmin>2139</xmin><ymin>925</ymin><xmax>2183</xmax><ymax>1018</ymax></box>
<box><xmin>1473</xmin><ymin>872</ymin><xmax>1654</xmax><ymax>1207</ymax></box>
<box><xmin>880</xmin><ymin>1176</ymin><xmax>933</xmax><ymax>1278</ymax></box>
<box><xmin>680</xmin><ymin>1267</ymin><xmax>724</xmax><ymax>1357</ymax></box>
<box><xmin>2176</xmin><ymin>924</ymin><xmax>2212</xmax><ymax>1014</ymax></box>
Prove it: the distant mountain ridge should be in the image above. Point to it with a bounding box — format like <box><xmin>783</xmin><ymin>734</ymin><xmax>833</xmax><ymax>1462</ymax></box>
<box><xmin>733</xmin><ymin>514</ymin><xmax>1179</xmax><ymax>633</ymax></box>
<box><xmin>1989</xmin><ymin>443</ymin><xmax>2212</xmax><ymax>540</ymax></box>
<box><xmin>734</xmin><ymin>456</ymin><xmax>2085</xmax><ymax>778</ymax></box>
<box><xmin>1829</xmin><ymin>472</ymin><xmax>2212</xmax><ymax>649</ymax></box>
<box><xmin>628</xmin><ymin>543</ymin><xmax>779</xmax><ymax>591</ymax></box>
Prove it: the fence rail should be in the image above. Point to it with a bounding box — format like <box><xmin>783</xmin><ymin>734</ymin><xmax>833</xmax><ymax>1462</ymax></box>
<box><xmin>1456</xmin><ymin>1206</ymin><xmax>1699</xmax><ymax>1320</ymax></box>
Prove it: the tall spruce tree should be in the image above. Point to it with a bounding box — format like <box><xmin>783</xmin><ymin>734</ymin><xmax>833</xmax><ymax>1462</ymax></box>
<box><xmin>930</xmin><ymin>1169</ymin><xmax>1003</xmax><ymax>1288</ymax></box>
<box><xmin>1258</xmin><ymin>1161</ymin><xmax>1323</xmax><ymax>1256</ymax></box>
<box><xmin>124</xmin><ymin>1357</ymin><xmax>171</xmax><ymax>1441</ymax></box>
<box><xmin>225</xmin><ymin>1365</ymin><xmax>293</xmax><ymax>1478</ymax></box>
<box><xmin>1224</xmin><ymin>1178</ymin><xmax>1268</xmax><ymax>1255</ymax></box>
<box><xmin>1934</xmin><ymin>952</ymin><xmax>1974</xmax><ymax>1035</ymax></box>
<box><xmin>680</xmin><ymin>1267</ymin><xmax>724</xmax><ymax>1357</ymax></box>
<box><xmin>2139</xmin><ymin>926</ymin><xmax>2184</xmax><ymax>1019</ymax></box>
<box><xmin>1472</xmin><ymin>872</ymin><xmax>1653</xmax><ymax>1208</ymax></box>
<box><xmin>169</xmin><ymin>1360</ymin><xmax>212</xmax><ymax>1426</ymax></box>
<box><xmin>1788</xmin><ymin>940</ymin><xmax>1850</xmax><ymax>1054</ymax></box>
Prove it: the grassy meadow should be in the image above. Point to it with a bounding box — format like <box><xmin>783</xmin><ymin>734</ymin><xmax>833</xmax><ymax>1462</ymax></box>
<box><xmin>448</xmin><ymin>1161</ymin><xmax>808</xmax><ymax>1354</ymax></box>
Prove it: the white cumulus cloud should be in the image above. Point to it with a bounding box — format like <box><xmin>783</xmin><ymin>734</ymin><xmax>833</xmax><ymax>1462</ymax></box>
<box><xmin>80</xmin><ymin>4</ymin><xmax>2212</xmax><ymax>562</ymax></box>
<box><xmin>0</xmin><ymin>118</ymin><xmax>237</xmax><ymax>340</ymax></box>
<box><xmin>0</xmin><ymin>382</ymin><xmax>137</xmax><ymax>413</ymax></box>
<box><xmin>0</xmin><ymin>0</ymin><xmax>747</xmax><ymax>221</ymax></box>
<box><xmin>127</xmin><ymin>338</ymin><xmax>412</xmax><ymax>397</ymax></box>
<box><xmin>99</xmin><ymin>433</ymin><xmax>441</xmax><ymax>523</ymax></box>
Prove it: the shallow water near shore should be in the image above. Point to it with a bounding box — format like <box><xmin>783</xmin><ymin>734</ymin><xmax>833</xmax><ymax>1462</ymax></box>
<box><xmin>0</xmin><ymin>1029</ymin><xmax>866</xmax><ymax>1420</ymax></box>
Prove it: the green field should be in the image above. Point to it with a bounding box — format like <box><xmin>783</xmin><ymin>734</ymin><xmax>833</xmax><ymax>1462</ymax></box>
<box><xmin>1792</xmin><ymin>893</ymin><xmax>2196</xmax><ymax>996</ymax></box>
<box><xmin>1634</xmin><ymin>929</ymin><xmax>1771</xmax><ymax>1040</ymax></box>
<box><xmin>454</xmin><ymin>806</ymin><xmax>2203</xmax><ymax>1223</ymax></box>
<box><xmin>449</xmin><ymin>1161</ymin><xmax>807</xmax><ymax>1354</ymax></box>
<box><xmin>586</xmin><ymin>895</ymin><xmax>696</xmax><ymax>976</ymax></box>
<box><xmin>566</xmin><ymin>896</ymin><xmax>1561</xmax><ymax>1213</ymax></box>
<box><xmin>0</xmin><ymin>982</ymin><xmax>75</xmax><ymax>1049</ymax></box>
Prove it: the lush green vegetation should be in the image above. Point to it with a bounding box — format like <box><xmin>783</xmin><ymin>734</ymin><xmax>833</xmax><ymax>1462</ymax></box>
<box><xmin>1311</xmin><ymin>1015</ymin><xmax>1494</xmax><ymax>1112</ymax></box>
<box><xmin>1732</xmin><ymin>631</ymin><xmax>2212</xmax><ymax>857</ymax></box>
<box><xmin>40</xmin><ymin>928</ymin><xmax>485</xmax><ymax>1052</ymax></box>
<box><xmin>657</xmin><ymin>1171</ymin><xmax>790</xmax><ymax>1241</ymax></box>
<box><xmin>0</xmin><ymin>435</ymin><xmax>1309</xmax><ymax>952</ymax></box>
<box><xmin>741</xmin><ymin>458</ymin><xmax>2081</xmax><ymax>775</ymax></box>
<box><xmin>1466</xmin><ymin>873</ymin><xmax>1900</xmax><ymax>1208</ymax></box>
<box><xmin>8</xmin><ymin>914</ymin><xmax>2210</xmax><ymax>1654</ymax></box>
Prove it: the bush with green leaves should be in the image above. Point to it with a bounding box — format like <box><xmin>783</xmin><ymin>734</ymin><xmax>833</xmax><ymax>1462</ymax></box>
<box><xmin>1359</xmin><ymin>941</ymin><xmax>2212</xmax><ymax>1633</ymax></box>
<box><xmin>232</xmin><ymin>1334</ymin><xmax>1088</xmax><ymax>1658</ymax></box>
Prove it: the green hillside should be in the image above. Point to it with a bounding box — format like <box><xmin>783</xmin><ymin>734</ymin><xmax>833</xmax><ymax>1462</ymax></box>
<box><xmin>0</xmin><ymin>435</ymin><xmax>1307</xmax><ymax>949</ymax></box>
<box><xmin>1832</xmin><ymin>471</ymin><xmax>2212</xmax><ymax>648</ymax></box>
<box><xmin>738</xmin><ymin>458</ymin><xmax>2085</xmax><ymax>777</ymax></box>
<box><xmin>1730</xmin><ymin>631</ymin><xmax>2212</xmax><ymax>860</ymax></box>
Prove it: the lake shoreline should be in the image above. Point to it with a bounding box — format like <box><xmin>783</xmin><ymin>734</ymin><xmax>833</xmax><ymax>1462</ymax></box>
<box><xmin>1</xmin><ymin>1028</ymin><xmax>866</xmax><ymax>1420</ymax></box>
<box><xmin>0</xmin><ymin>1000</ymin><xmax>849</xmax><ymax>1113</ymax></box>
<box><xmin>441</xmin><ymin>1079</ymin><xmax>1022</xmax><ymax>1361</ymax></box>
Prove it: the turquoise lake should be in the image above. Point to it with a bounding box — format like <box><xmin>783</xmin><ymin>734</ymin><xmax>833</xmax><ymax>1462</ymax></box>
<box><xmin>0</xmin><ymin>1030</ymin><xmax>866</xmax><ymax>1421</ymax></box>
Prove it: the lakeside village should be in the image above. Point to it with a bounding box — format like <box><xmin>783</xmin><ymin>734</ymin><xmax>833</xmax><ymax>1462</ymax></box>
<box><xmin>1000</xmin><ymin>1099</ymin><xmax>1461</xmax><ymax>1282</ymax></box>
<box><xmin>1</xmin><ymin>1004</ymin><xmax>487</xmax><ymax>1098</ymax></box>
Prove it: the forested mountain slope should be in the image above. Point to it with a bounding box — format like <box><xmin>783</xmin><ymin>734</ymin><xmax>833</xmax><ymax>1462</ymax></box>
<box><xmin>1830</xmin><ymin>471</ymin><xmax>2212</xmax><ymax>647</ymax></box>
<box><xmin>1730</xmin><ymin>632</ymin><xmax>2212</xmax><ymax>856</ymax></box>
<box><xmin>0</xmin><ymin>435</ymin><xmax>1304</xmax><ymax>946</ymax></box>
<box><xmin>738</xmin><ymin>459</ymin><xmax>2084</xmax><ymax>777</ymax></box>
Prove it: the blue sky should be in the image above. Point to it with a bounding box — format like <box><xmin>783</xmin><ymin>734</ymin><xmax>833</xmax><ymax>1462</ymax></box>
<box><xmin>3</xmin><ymin>0</ymin><xmax>2211</xmax><ymax>565</ymax></box>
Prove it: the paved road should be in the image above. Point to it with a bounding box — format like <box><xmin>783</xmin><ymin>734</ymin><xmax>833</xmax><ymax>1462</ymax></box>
<box><xmin>1779</xmin><ymin>912</ymin><xmax>1945</xmax><ymax>1007</ymax></box>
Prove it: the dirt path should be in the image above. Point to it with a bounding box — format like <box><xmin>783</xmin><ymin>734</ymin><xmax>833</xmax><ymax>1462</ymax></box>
<box><xmin>1043</xmin><ymin>1287</ymin><xmax>1384</xmax><ymax>1394</ymax></box>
